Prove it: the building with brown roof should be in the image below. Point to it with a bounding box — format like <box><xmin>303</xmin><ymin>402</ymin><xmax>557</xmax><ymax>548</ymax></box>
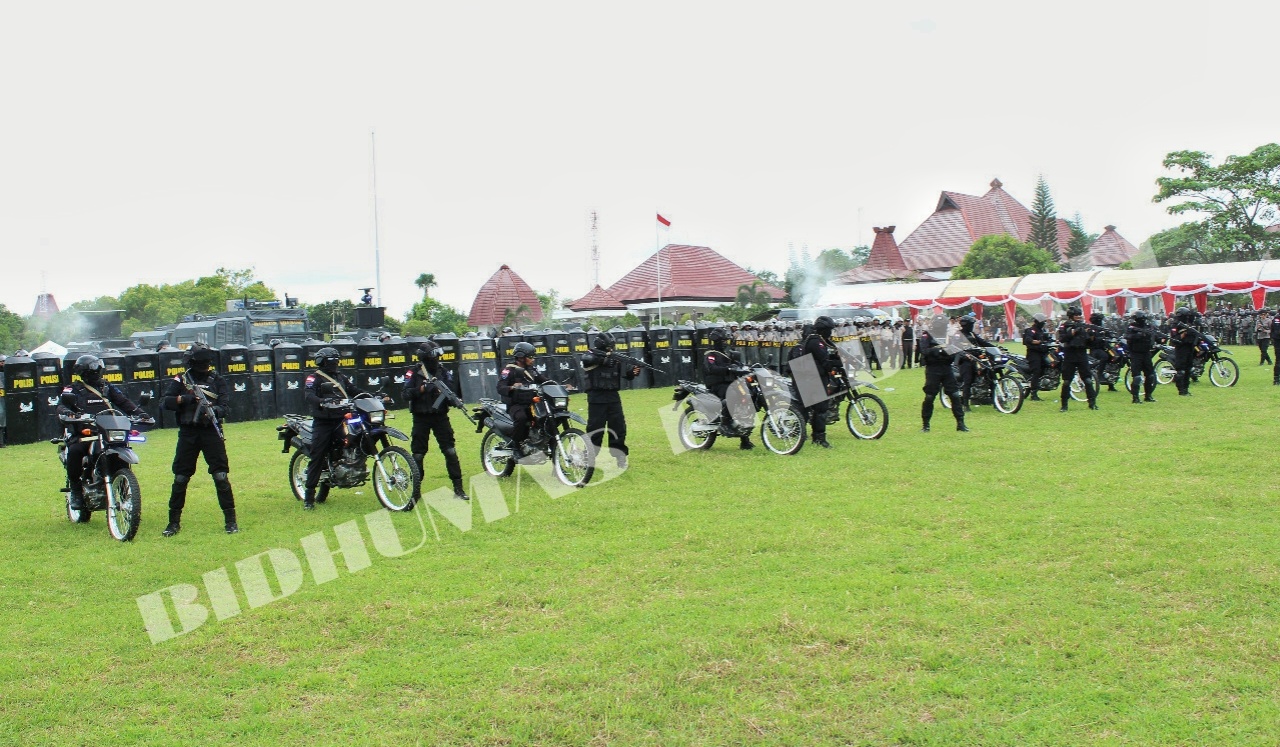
<box><xmin>1076</xmin><ymin>225</ymin><xmax>1140</xmax><ymax>270</ymax></box>
<box><xmin>466</xmin><ymin>264</ymin><xmax>544</xmax><ymax>328</ymax></box>
<box><xmin>605</xmin><ymin>244</ymin><xmax>784</xmax><ymax>313</ymax></box>
<box><xmin>836</xmin><ymin>226</ymin><xmax>917</xmax><ymax>284</ymax></box>
<box><xmin>568</xmin><ymin>284</ymin><xmax>627</xmax><ymax>313</ymax></box>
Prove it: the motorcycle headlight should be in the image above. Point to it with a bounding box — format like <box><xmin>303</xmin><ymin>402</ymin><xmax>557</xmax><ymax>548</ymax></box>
<box><xmin>369</xmin><ymin>411</ymin><xmax>385</xmax><ymax>425</ymax></box>
<box><xmin>106</xmin><ymin>430</ymin><xmax>127</xmax><ymax>443</ymax></box>
<box><xmin>553</xmin><ymin>397</ymin><xmax>569</xmax><ymax>409</ymax></box>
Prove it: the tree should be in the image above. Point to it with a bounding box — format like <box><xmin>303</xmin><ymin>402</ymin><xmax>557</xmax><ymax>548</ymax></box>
<box><xmin>711</xmin><ymin>281</ymin><xmax>774</xmax><ymax>323</ymax></box>
<box><xmin>1153</xmin><ymin>143</ymin><xmax>1280</xmax><ymax>262</ymax></box>
<box><xmin>501</xmin><ymin>304</ymin><xmax>534</xmax><ymax>330</ymax></box>
<box><xmin>536</xmin><ymin>290</ymin><xmax>560</xmax><ymax>323</ymax></box>
<box><xmin>414</xmin><ymin>273</ymin><xmax>437</xmax><ymax>299</ymax></box>
<box><xmin>0</xmin><ymin>303</ymin><xmax>24</xmax><ymax>353</ymax></box>
<box><xmin>1028</xmin><ymin>175</ymin><xmax>1060</xmax><ymax>261</ymax></box>
<box><xmin>1066</xmin><ymin>213</ymin><xmax>1095</xmax><ymax>261</ymax></box>
<box><xmin>403</xmin><ymin>297</ymin><xmax>469</xmax><ymax>337</ymax></box>
<box><xmin>306</xmin><ymin>299</ymin><xmax>356</xmax><ymax>335</ymax></box>
<box><xmin>950</xmin><ymin>235</ymin><xmax>1060</xmax><ymax>280</ymax></box>
<box><xmin>1145</xmin><ymin>222</ymin><xmax>1216</xmax><ymax>267</ymax></box>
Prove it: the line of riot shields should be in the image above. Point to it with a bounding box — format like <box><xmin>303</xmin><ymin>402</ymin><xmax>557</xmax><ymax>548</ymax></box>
<box><xmin>1</xmin><ymin>322</ymin><xmax>835</xmax><ymax>446</ymax></box>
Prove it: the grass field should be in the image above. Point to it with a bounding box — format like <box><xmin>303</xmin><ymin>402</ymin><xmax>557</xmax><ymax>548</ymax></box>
<box><xmin>3</xmin><ymin>347</ymin><xmax>1279</xmax><ymax>746</ymax></box>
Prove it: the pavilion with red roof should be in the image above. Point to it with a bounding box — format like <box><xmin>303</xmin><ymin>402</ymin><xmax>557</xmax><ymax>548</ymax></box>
<box><xmin>568</xmin><ymin>284</ymin><xmax>627</xmax><ymax>313</ymax></box>
<box><xmin>466</xmin><ymin>264</ymin><xmax>544</xmax><ymax>328</ymax></box>
<box><xmin>838</xmin><ymin>178</ymin><xmax>1139</xmax><ymax>284</ymax></box>
<box><xmin>566</xmin><ymin>244</ymin><xmax>784</xmax><ymax>318</ymax></box>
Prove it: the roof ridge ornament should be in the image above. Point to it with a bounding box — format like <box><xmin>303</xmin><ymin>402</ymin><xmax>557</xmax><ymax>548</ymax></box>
<box><xmin>990</xmin><ymin>178</ymin><xmax>1003</xmax><ymax>188</ymax></box>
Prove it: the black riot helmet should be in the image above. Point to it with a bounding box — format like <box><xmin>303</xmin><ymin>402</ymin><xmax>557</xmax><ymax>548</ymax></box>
<box><xmin>184</xmin><ymin>343</ymin><xmax>215</xmax><ymax>374</ymax></box>
<box><xmin>74</xmin><ymin>354</ymin><xmax>105</xmax><ymax>385</ymax></box>
<box><xmin>1090</xmin><ymin>312</ymin><xmax>1104</xmax><ymax>326</ymax></box>
<box><xmin>813</xmin><ymin>315</ymin><xmax>836</xmax><ymax>337</ymax></box>
<box><xmin>707</xmin><ymin>327</ymin><xmax>730</xmax><ymax>351</ymax></box>
<box><xmin>959</xmin><ymin>315</ymin><xmax>976</xmax><ymax>332</ymax></box>
<box><xmin>316</xmin><ymin>346</ymin><xmax>341</xmax><ymax>373</ymax></box>
<box><xmin>511</xmin><ymin>341</ymin><xmax>536</xmax><ymax>361</ymax></box>
<box><xmin>416</xmin><ymin>341</ymin><xmax>442</xmax><ymax>372</ymax></box>
<box><xmin>1066</xmin><ymin>306</ymin><xmax>1083</xmax><ymax>319</ymax></box>
<box><xmin>1131</xmin><ymin>310</ymin><xmax>1148</xmax><ymax>325</ymax></box>
<box><xmin>1175</xmin><ymin>306</ymin><xmax>1195</xmax><ymax>322</ymax></box>
<box><xmin>592</xmin><ymin>331</ymin><xmax>615</xmax><ymax>352</ymax></box>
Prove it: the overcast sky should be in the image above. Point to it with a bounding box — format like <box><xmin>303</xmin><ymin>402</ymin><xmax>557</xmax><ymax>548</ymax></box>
<box><xmin>3</xmin><ymin>1</ymin><xmax>1277</xmax><ymax>323</ymax></box>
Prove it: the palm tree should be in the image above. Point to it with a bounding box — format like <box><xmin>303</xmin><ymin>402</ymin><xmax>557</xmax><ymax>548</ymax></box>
<box><xmin>501</xmin><ymin>304</ymin><xmax>532</xmax><ymax>330</ymax></box>
<box><xmin>414</xmin><ymin>273</ymin><xmax>437</xmax><ymax>299</ymax></box>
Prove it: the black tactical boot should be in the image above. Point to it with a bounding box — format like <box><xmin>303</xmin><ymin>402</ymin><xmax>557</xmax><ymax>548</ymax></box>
<box><xmin>739</xmin><ymin>437</ymin><xmax>754</xmax><ymax>450</ymax></box>
<box><xmin>452</xmin><ymin>479</ymin><xmax>470</xmax><ymax>501</ymax></box>
<box><xmin>68</xmin><ymin>485</ymin><xmax>85</xmax><ymax>512</ymax></box>
<box><xmin>955</xmin><ymin>418</ymin><xmax>969</xmax><ymax>433</ymax></box>
<box><xmin>812</xmin><ymin>436</ymin><xmax>832</xmax><ymax>448</ymax></box>
<box><xmin>162</xmin><ymin>509</ymin><xmax>181</xmax><ymax>537</ymax></box>
<box><xmin>1144</xmin><ymin>394</ymin><xmax>1156</xmax><ymax>402</ymax></box>
<box><xmin>303</xmin><ymin>488</ymin><xmax>316</xmax><ymax>510</ymax></box>
<box><xmin>223</xmin><ymin>509</ymin><xmax>239</xmax><ymax>534</ymax></box>
<box><xmin>921</xmin><ymin>422</ymin><xmax>931</xmax><ymax>432</ymax></box>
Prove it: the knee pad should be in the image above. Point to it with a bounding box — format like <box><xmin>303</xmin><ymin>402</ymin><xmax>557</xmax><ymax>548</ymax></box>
<box><xmin>212</xmin><ymin>471</ymin><xmax>231</xmax><ymax>485</ymax></box>
<box><xmin>442</xmin><ymin>447</ymin><xmax>457</xmax><ymax>458</ymax></box>
<box><xmin>174</xmin><ymin>474</ymin><xmax>191</xmax><ymax>485</ymax></box>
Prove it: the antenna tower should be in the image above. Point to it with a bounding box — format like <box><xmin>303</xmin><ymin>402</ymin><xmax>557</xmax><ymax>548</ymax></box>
<box><xmin>590</xmin><ymin>210</ymin><xmax>600</xmax><ymax>287</ymax></box>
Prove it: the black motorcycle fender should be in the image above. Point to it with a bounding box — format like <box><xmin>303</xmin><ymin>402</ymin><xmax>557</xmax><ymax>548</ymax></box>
<box><xmin>556</xmin><ymin>411</ymin><xmax>587</xmax><ymax>426</ymax></box>
<box><xmin>384</xmin><ymin>426</ymin><xmax>409</xmax><ymax>441</ymax></box>
<box><xmin>106</xmin><ymin>446</ymin><xmax>139</xmax><ymax>466</ymax></box>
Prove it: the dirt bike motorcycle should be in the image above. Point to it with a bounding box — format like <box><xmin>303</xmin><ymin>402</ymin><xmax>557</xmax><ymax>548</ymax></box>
<box><xmin>672</xmin><ymin>363</ymin><xmax>807</xmax><ymax>455</ymax></box>
<box><xmin>1009</xmin><ymin>340</ymin><xmax>1088</xmax><ymax>402</ymax></box>
<box><xmin>939</xmin><ymin>345</ymin><xmax>1024</xmax><ymax>414</ymax></box>
<box><xmin>56</xmin><ymin>407</ymin><xmax>154</xmax><ymax>541</ymax></box>
<box><xmin>278</xmin><ymin>392</ymin><xmax>419</xmax><ymax>511</ymax></box>
<box><xmin>805</xmin><ymin>349</ymin><xmax>889</xmax><ymax>439</ymax></box>
<box><xmin>474</xmin><ymin>380</ymin><xmax>594</xmax><ymax>488</ymax></box>
<box><xmin>1154</xmin><ymin>333</ymin><xmax>1238</xmax><ymax>387</ymax></box>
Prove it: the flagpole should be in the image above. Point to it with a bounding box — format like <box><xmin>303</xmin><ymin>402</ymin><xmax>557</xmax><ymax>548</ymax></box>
<box><xmin>655</xmin><ymin>213</ymin><xmax>662</xmax><ymax>325</ymax></box>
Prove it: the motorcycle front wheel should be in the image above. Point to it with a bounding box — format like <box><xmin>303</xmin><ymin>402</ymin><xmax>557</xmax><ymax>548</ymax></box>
<box><xmin>677</xmin><ymin>407</ymin><xmax>718</xmax><ymax>450</ymax></box>
<box><xmin>993</xmin><ymin>377</ymin><xmax>1025</xmax><ymax>414</ymax></box>
<box><xmin>373</xmin><ymin>446</ymin><xmax>419</xmax><ymax>511</ymax></box>
<box><xmin>760</xmin><ymin>404</ymin><xmax>806</xmax><ymax>456</ymax></box>
<box><xmin>553</xmin><ymin>428</ymin><xmax>594</xmax><ymax>487</ymax></box>
<box><xmin>1154</xmin><ymin>360</ymin><xmax>1176</xmax><ymax>386</ymax></box>
<box><xmin>1208</xmin><ymin>357</ymin><xmax>1239</xmax><ymax>387</ymax></box>
<box><xmin>481</xmin><ymin>429</ymin><xmax>517</xmax><ymax>477</ymax></box>
<box><xmin>845</xmin><ymin>393</ymin><xmax>888</xmax><ymax>439</ymax></box>
<box><xmin>288</xmin><ymin>450</ymin><xmax>330</xmax><ymax>503</ymax></box>
<box><xmin>106</xmin><ymin>468</ymin><xmax>141</xmax><ymax>542</ymax></box>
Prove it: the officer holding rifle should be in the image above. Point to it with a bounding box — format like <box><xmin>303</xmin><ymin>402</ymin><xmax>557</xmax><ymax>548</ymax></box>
<box><xmin>160</xmin><ymin>343</ymin><xmax>238</xmax><ymax>536</ymax></box>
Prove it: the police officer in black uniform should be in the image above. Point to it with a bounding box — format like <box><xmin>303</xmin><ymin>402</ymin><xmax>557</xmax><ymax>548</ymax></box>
<box><xmin>1270</xmin><ymin>311</ymin><xmax>1280</xmax><ymax>385</ymax></box>
<box><xmin>57</xmin><ymin>355</ymin><xmax>152</xmax><ymax>511</ymax></box>
<box><xmin>160</xmin><ymin>343</ymin><xmax>238</xmax><ymax>536</ymax></box>
<box><xmin>1057</xmin><ymin>306</ymin><xmax>1098</xmax><ymax>411</ymax></box>
<box><xmin>919</xmin><ymin>317</ymin><xmax>968</xmax><ymax>432</ymax></box>
<box><xmin>1124</xmin><ymin>310</ymin><xmax>1160</xmax><ymax>404</ymax></box>
<box><xmin>303</xmin><ymin>346</ymin><xmax>384</xmax><ymax>509</ymax></box>
<box><xmin>1021</xmin><ymin>313</ymin><xmax>1050</xmax><ymax>401</ymax></box>
<box><xmin>580</xmin><ymin>331</ymin><xmax>639</xmax><ymax>468</ymax></box>
<box><xmin>797</xmin><ymin>316</ymin><xmax>838</xmax><ymax>448</ymax></box>
<box><xmin>1088</xmin><ymin>312</ymin><xmax>1117</xmax><ymax>392</ymax></box>
<box><xmin>703</xmin><ymin>328</ymin><xmax>754</xmax><ymax>449</ymax></box>
<box><xmin>404</xmin><ymin>341</ymin><xmax>469</xmax><ymax>501</ymax></box>
<box><xmin>497</xmin><ymin>341</ymin><xmax>550</xmax><ymax>453</ymax></box>
<box><xmin>1169</xmin><ymin>307</ymin><xmax>1199</xmax><ymax>396</ymax></box>
<box><xmin>955</xmin><ymin>314</ymin><xmax>994</xmax><ymax>411</ymax></box>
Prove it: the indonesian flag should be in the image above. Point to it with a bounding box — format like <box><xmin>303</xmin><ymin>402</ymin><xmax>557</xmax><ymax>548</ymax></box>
<box><xmin>656</xmin><ymin>213</ymin><xmax>671</xmax><ymax>228</ymax></box>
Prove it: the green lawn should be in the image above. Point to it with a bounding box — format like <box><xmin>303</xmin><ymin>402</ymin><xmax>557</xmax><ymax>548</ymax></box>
<box><xmin>2</xmin><ymin>347</ymin><xmax>1279</xmax><ymax>746</ymax></box>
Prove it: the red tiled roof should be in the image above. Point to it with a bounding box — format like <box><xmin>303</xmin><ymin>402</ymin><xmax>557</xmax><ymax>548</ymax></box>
<box><xmin>896</xmin><ymin>178</ymin><xmax>1074</xmax><ymax>270</ymax></box>
<box><xmin>837</xmin><ymin>226</ymin><xmax>917</xmax><ymax>284</ymax></box>
<box><xmin>569</xmin><ymin>284</ymin><xmax>627</xmax><ymax>312</ymax></box>
<box><xmin>1089</xmin><ymin>225</ymin><xmax>1139</xmax><ymax>267</ymax></box>
<box><xmin>606</xmin><ymin>245</ymin><xmax>786</xmax><ymax>304</ymax></box>
<box><xmin>466</xmin><ymin>264</ymin><xmax>544</xmax><ymax>327</ymax></box>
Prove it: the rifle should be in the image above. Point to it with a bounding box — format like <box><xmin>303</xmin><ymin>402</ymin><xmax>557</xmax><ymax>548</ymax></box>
<box><xmin>427</xmin><ymin>374</ymin><xmax>477</xmax><ymax>425</ymax></box>
<box><xmin>183</xmin><ymin>372</ymin><xmax>225</xmax><ymax>442</ymax></box>
<box><xmin>604</xmin><ymin>349</ymin><xmax>665</xmax><ymax>375</ymax></box>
